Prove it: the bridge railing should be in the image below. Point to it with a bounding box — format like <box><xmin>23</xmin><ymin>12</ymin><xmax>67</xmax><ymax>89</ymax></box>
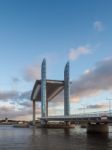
<box><xmin>41</xmin><ymin>110</ymin><xmax>112</xmax><ymax>119</ymax></box>
<box><xmin>70</xmin><ymin>110</ymin><xmax>112</xmax><ymax>118</ymax></box>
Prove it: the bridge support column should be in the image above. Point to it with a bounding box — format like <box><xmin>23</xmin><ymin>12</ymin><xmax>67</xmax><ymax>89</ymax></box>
<box><xmin>65</xmin><ymin>121</ymin><xmax>71</xmax><ymax>126</ymax></box>
<box><xmin>40</xmin><ymin>119</ymin><xmax>47</xmax><ymax>127</ymax></box>
<box><xmin>41</xmin><ymin>59</ymin><xmax>47</xmax><ymax>118</ymax></box>
<box><xmin>64</xmin><ymin>62</ymin><xmax>70</xmax><ymax>126</ymax></box>
<box><xmin>64</xmin><ymin>62</ymin><xmax>70</xmax><ymax>117</ymax></box>
<box><xmin>32</xmin><ymin>100</ymin><xmax>36</xmax><ymax>126</ymax></box>
<box><xmin>46</xmin><ymin>100</ymin><xmax>48</xmax><ymax>117</ymax></box>
<box><xmin>87</xmin><ymin>123</ymin><xmax>109</xmax><ymax>133</ymax></box>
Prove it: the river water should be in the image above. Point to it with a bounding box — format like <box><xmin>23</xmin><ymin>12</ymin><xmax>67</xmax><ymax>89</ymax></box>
<box><xmin>0</xmin><ymin>126</ymin><xmax>112</xmax><ymax>150</ymax></box>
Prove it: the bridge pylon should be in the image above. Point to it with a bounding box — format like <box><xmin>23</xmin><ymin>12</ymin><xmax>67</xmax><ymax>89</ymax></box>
<box><xmin>64</xmin><ymin>62</ymin><xmax>70</xmax><ymax>117</ymax></box>
<box><xmin>41</xmin><ymin>58</ymin><xmax>47</xmax><ymax>118</ymax></box>
<box><xmin>31</xmin><ymin>59</ymin><xmax>71</xmax><ymax>127</ymax></box>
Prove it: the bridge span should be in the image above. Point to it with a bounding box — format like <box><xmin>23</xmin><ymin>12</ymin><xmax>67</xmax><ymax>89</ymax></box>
<box><xmin>40</xmin><ymin>111</ymin><xmax>112</xmax><ymax>123</ymax></box>
<box><xmin>39</xmin><ymin>112</ymin><xmax>112</xmax><ymax>133</ymax></box>
<box><xmin>31</xmin><ymin>59</ymin><xmax>112</xmax><ymax>133</ymax></box>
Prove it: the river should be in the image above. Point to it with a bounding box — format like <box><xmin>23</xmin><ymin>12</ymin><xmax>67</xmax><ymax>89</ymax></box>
<box><xmin>0</xmin><ymin>126</ymin><xmax>112</xmax><ymax>150</ymax></box>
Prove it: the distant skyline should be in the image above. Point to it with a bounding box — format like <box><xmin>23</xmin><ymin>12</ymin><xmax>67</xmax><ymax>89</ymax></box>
<box><xmin>0</xmin><ymin>0</ymin><xmax>112</xmax><ymax>120</ymax></box>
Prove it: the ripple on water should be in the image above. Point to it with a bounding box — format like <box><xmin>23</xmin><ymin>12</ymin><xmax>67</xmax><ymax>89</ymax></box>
<box><xmin>0</xmin><ymin>126</ymin><xmax>111</xmax><ymax>150</ymax></box>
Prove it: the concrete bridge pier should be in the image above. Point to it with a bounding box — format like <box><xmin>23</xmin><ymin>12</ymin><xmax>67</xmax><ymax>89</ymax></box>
<box><xmin>40</xmin><ymin>119</ymin><xmax>47</xmax><ymax>127</ymax></box>
<box><xmin>87</xmin><ymin>123</ymin><xmax>109</xmax><ymax>133</ymax></box>
<box><xmin>65</xmin><ymin>121</ymin><xmax>71</xmax><ymax>126</ymax></box>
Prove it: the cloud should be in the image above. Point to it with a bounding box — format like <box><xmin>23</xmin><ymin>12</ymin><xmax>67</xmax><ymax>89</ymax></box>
<box><xmin>24</xmin><ymin>64</ymin><xmax>41</xmax><ymax>81</ymax></box>
<box><xmin>0</xmin><ymin>89</ymin><xmax>32</xmax><ymax>106</ymax></box>
<box><xmin>71</xmin><ymin>57</ymin><xmax>112</xmax><ymax>99</ymax></box>
<box><xmin>19</xmin><ymin>101</ymin><xmax>32</xmax><ymax>107</ymax></box>
<box><xmin>12</xmin><ymin>77</ymin><xmax>20</xmax><ymax>83</ymax></box>
<box><xmin>9</xmin><ymin>103</ymin><xmax>41</xmax><ymax>120</ymax></box>
<box><xmin>0</xmin><ymin>108</ymin><xmax>31</xmax><ymax>120</ymax></box>
<box><xmin>87</xmin><ymin>103</ymin><xmax>108</xmax><ymax>109</ymax></box>
<box><xmin>48</xmin><ymin>101</ymin><xmax>64</xmax><ymax>116</ymax></box>
<box><xmin>1</xmin><ymin>56</ymin><xmax>111</xmax><ymax>119</ymax></box>
<box><xmin>93</xmin><ymin>21</ymin><xmax>104</xmax><ymax>31</ymax></box>
<box><xmin>0</xmin><ymin>90</ymin><xmax>19</xmax><ymax>100</ymax></box>
<box><xmin>0</xmin><ymin>89</ymin><xmax>31</xmax><ymax>105</ymax></box>
<box><xmin>0</xmin><ymin>104</ymin><xmax>16</xmax><ymax>112</ymax></box>
<box><xmin>0</xmin><ymin>100</ymin><xmax>34</xmax><ymax>120</ymax></box>
<box><xmin>18</xmin><ymin>90</ymin><xmax>31</xmax><ymax>100</ymax></box>
<box><xmin>69</xmin><ymin>45</ymin><xmax>91</xmax><ymax>60</ymax></box>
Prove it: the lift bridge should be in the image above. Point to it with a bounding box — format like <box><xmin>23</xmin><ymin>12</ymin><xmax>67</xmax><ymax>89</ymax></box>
<box><xmin>31</xmin><ymin>59</ymin><xmax>112</xmax><ymax>133</ymax></box>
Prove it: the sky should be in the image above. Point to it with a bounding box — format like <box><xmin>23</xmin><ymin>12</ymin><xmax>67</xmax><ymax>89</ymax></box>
<box><xmin>0</xmin><ymin>0</ymin><xmax>112</xmax><ymax>120</ymax></box>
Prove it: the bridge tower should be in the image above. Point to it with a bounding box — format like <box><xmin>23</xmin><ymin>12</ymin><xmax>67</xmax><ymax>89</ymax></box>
<box><xmin>32</xmin><ymin>59</ymin><xmax>71</xmax><ymax>127</ymax></box>
<box><xmin>41</xmin><ymin>59</ymin><xmax>47</xmax><ymax>117</ymax></box>
<box><xmin>41</xmin><ymin>59</ymin><xmax>48</xmax><ymax>126</ymax></box>
<box><xmin>64</xmin><ymin>62</ymin><xmax>70</xmax><ymax>126</ymax></box>
<box><xmin>64</xmin><ymin>62</ymin><xmax>70</xmax><ymax>117</ymax></box>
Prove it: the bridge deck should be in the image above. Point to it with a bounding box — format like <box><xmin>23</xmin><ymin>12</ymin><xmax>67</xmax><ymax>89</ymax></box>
<box><xmin>40</xmin><ymin>111</ymin><xmax>112</xmax><ymax>123</ymax></box>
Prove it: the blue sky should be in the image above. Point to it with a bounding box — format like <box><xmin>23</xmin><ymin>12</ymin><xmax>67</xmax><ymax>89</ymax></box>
<box><xmin>0</xmin><ymin>0</ymin><xmax>112</xmax><ymax>120</ymax></box>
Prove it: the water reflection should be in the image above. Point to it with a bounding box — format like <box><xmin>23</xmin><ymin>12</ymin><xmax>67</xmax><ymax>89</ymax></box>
<box><xmin>64</xmin><ymin>129</ymin><xmax>70</xmax><ymax>135</ymax></box>
<box><xmin>87</xmin><ymin>133</ymin><xmax>110</xmax><ymax>150</ymax></box>
<box><xmin>0</xmin><ymin>127</ymin><xmax>111</xmax><ymax>150</ymax></box>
